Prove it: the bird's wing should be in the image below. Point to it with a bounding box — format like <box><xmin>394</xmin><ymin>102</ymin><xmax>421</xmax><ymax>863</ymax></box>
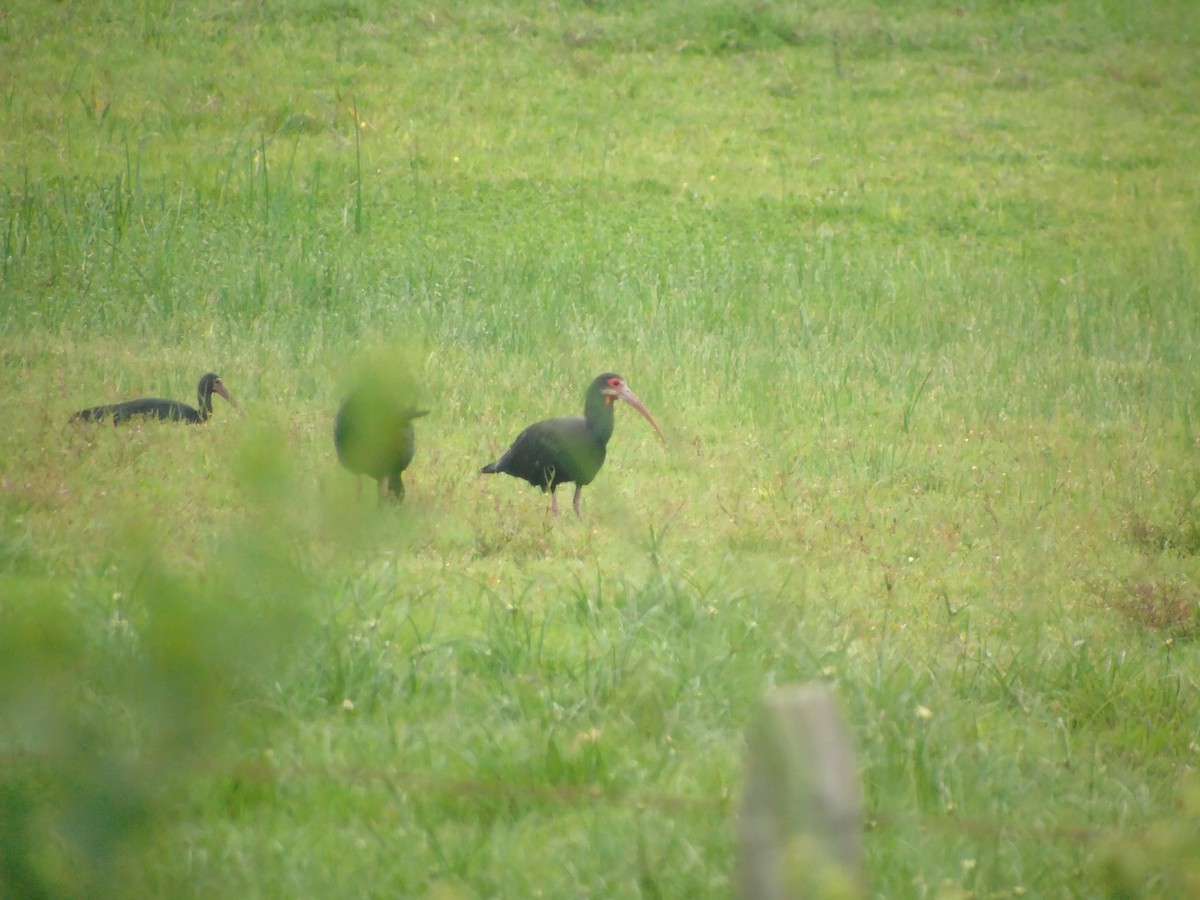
<box><xmin>499</xmin><ymin>417</ymin><xmax>599</xmax><ymax>479</ymax></box>
<box><xmin>120</xmin><ymin>398</ymin><xmax>190</xmax><ymax>420</ymax></box>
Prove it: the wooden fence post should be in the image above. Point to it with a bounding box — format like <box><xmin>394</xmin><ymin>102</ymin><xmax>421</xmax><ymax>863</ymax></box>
<box><xmin>737</xmin><ymin>683</ymin><xmax>866</xmax><ymax>900</ymax></box>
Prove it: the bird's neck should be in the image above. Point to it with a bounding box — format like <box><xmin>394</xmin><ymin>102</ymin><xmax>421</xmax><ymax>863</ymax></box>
<box><xmin>584</xmin><ymin>394</ymin><xmax>615</xmax><ymax>445</ymax></box>
<box><xmin>198</xmin><ymin>390</ymin><xmax>212</xmax><ymax>421</ymax></box>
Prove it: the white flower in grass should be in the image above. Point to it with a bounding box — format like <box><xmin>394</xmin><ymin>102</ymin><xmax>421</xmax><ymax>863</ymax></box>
<box><xmin>916</xmin><ymin>705</ymin><xmax>933</xmax><ymax>721</ymax></box>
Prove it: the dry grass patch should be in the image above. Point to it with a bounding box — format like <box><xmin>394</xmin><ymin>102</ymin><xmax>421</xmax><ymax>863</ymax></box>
<box><xmin>1108</xmin><ymin>578</ymin><xmax>1200</xmax><ymax>641</ymax></box>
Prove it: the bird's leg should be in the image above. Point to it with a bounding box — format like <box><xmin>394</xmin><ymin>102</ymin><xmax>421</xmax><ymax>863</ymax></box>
<box><xmin>573</xmin><ymin>484</ymin><xmax>583</xmax><ymax>519</ymax></box>
<box><xmin>388</xmin><ymin>472</ymin><xmax>405</xmax><ymax>502</ymax></box>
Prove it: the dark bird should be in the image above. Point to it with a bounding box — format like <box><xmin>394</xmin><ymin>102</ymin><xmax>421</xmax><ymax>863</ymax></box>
<box><xmin>70</xmin><ymin>372</ymin><xmax>236</xmax><ymax>425</ymax></box>
<box><xmin>334</xmin><ymin>389</ymin><xmax>429</xmax><ymax>503</ymax></box>
<box><xmin>481</xmin><ymin>372</ymin><xmax>665</xmax><ymax>518</ymax></box>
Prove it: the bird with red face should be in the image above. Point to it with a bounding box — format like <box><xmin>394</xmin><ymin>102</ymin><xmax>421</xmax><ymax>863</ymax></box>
<box><xmin>70</xmin><ymin>373</ymin><xmax>236</xmax><ymax>425</ymax></box>
<box><xmin>481</xmin><ymin>373</ymin><xmax>665</xmax><ymax>518</ymax></box>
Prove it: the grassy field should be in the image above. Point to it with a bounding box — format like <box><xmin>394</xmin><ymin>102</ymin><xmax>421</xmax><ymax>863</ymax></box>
<box><xmin>2</xmin><ymin>0</ymin><xmax>1199</xmax><ymax>896</ymax></box>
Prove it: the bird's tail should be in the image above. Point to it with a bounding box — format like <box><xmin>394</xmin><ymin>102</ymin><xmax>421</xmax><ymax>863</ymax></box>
<box><xmin>69</xmin><ymin>406</ymin><xmax>110</xmax><ymax>424</ymax></box>
<box><xmin>480</xmin><ymin>462</ymin><xmax>499</xmax><ymax>474</ymax></box>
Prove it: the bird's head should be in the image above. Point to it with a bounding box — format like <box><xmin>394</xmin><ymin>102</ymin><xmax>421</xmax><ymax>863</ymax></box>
<box><xmin>596</xmin><ymin>374</ymin><xmax>666</xmax><ymax>443</ymax></box>
<box><xmin>202</xmin><ymin>373</ymin><xmax>238</xmax><ymax>409</ymax></box>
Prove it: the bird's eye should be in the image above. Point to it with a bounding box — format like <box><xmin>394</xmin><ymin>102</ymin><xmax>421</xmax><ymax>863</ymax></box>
<box><xmin>608</xmin><ymin>378</ymin><xmax>621</xmax><ymax>388</ymax></box>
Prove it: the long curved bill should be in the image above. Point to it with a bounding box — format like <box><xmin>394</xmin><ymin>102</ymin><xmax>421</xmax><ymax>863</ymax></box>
<box><xmin>213</xmin><ymin>377</ymin><xmax>240</xmax><ymax>411</ymax></box>
<box><xmin>616</xmin><ymin>384</ymin><xmax>666</xmax><ymax>444</ymax></box>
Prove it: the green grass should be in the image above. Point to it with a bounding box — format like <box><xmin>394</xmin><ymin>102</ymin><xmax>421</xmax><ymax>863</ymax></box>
<box><xmin>2</xmin><ymin>0</ymin><xmax>1199</xmax><ymax>896</ymax></box>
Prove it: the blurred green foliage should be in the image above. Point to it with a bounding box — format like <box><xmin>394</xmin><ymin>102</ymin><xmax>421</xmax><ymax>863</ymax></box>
<box><xmin>0</xmin><ymin>517</ymin><xmax>314</xmax><ymax>899</ymax></box>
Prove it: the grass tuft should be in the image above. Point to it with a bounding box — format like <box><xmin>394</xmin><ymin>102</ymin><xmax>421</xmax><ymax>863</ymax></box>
<box><xmin>1110</xmin><ymin>579</ymin><xmax>1200</xmax><ymax>640</ymax></box>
